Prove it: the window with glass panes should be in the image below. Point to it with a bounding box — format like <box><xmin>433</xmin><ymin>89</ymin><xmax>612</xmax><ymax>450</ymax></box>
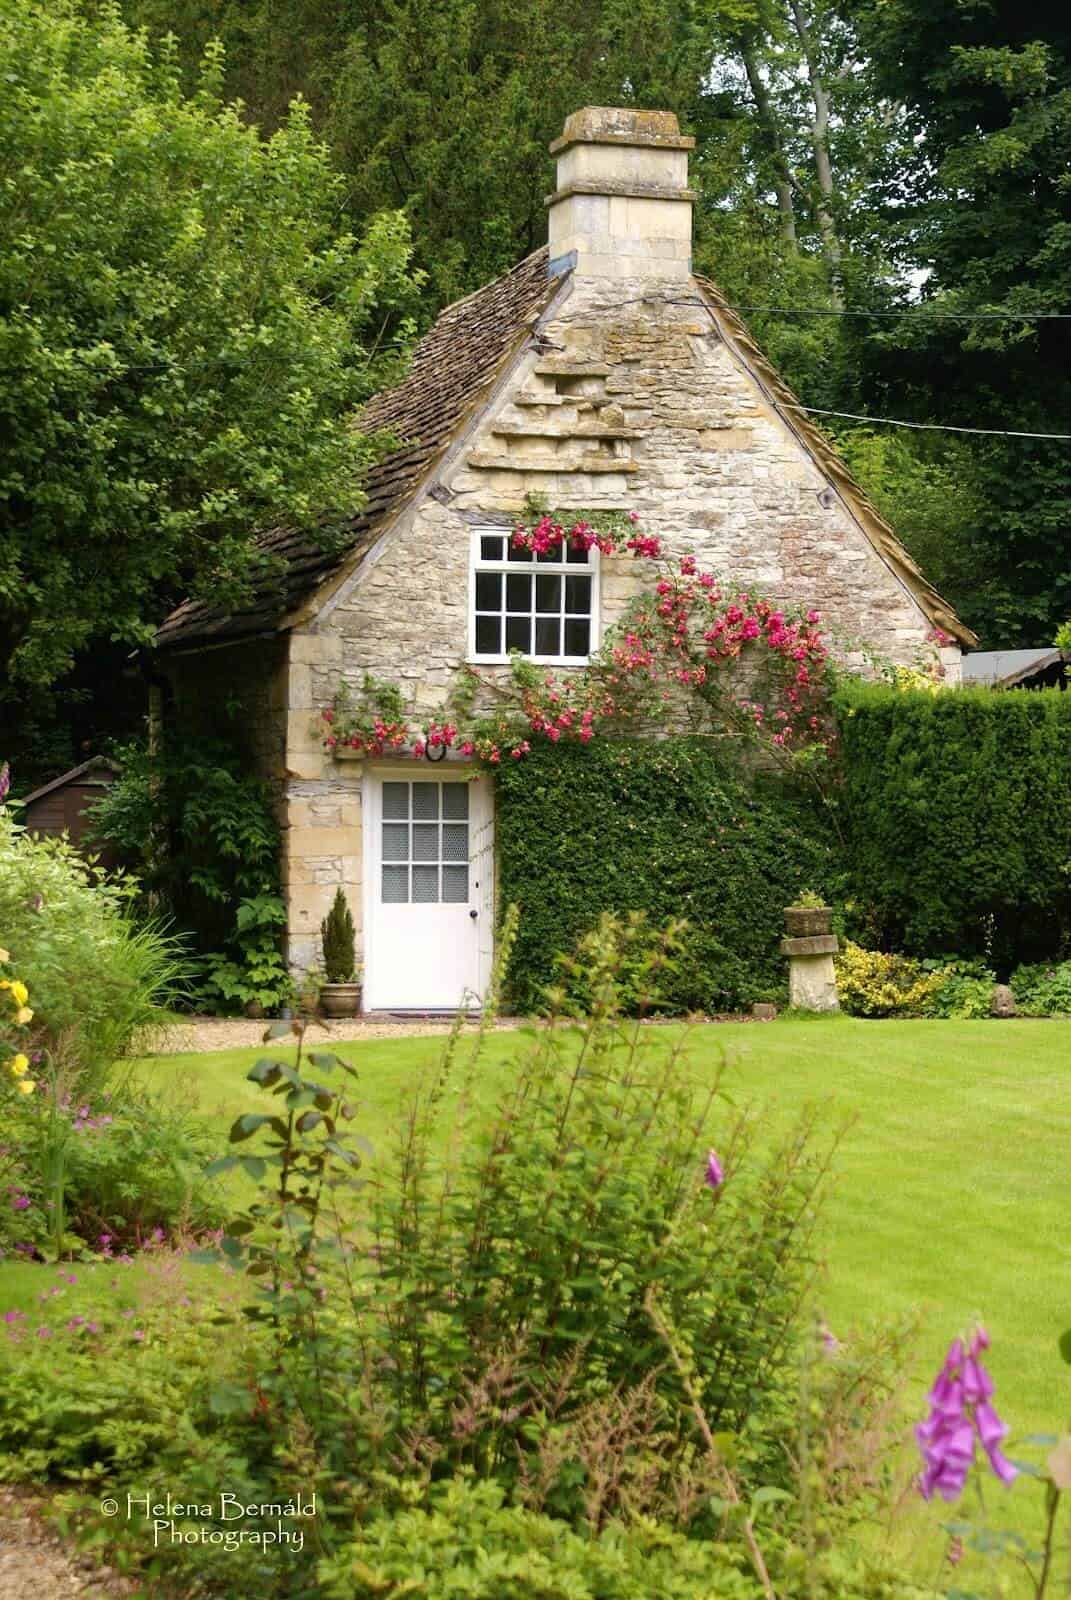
<box><xmin>380</xmin><ymin>781</ymin><xmax>470</xmax><ymax>904</ymax></box>
<box><xmin>470</xmin><ymin>529</ymin><xmax>595</xmax><ymax>662</ymax></box>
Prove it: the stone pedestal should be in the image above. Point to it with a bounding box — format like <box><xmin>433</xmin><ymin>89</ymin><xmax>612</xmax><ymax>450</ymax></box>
<box><xmin>780</xmin><ymin>933</ymin><xmax>840</xmax><ymax>1012</ymax></box>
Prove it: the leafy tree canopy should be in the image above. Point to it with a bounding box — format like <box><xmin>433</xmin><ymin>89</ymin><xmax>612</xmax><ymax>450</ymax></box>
<box><xmin>0</xmin><ymin>0</ymin><xmax>423</xmax><ymax>690</ymax></box>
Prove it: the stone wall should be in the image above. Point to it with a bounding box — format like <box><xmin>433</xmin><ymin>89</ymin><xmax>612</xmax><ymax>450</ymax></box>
<box><xmin>281</xmin><ymin>271</ymin><xmax>959</xmax><ymax>973</ymax></box>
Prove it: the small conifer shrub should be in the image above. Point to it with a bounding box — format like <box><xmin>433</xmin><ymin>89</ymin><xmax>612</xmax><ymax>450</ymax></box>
<box><xmin>320</xmin><ymin>888</ymin><xmax>356</xmax><ymax>983</ymax></box>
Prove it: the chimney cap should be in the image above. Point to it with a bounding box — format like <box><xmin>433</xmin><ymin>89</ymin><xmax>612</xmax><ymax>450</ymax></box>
<box><xmin>549</xmin><ymin>107</ymin><xmax>695</xmax><ymax>157</ymax></box>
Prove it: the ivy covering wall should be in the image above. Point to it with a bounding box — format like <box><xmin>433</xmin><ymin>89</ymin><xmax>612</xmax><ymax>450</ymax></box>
<box><xmin>495</xmin><ymin>739</ymin><xmax>837</xmax><ymax>1014</ymax></box>
<box><xmin>833</xmin><ymin>682</ymin><xmax>1071</xmax><ymax>972</ymax></box>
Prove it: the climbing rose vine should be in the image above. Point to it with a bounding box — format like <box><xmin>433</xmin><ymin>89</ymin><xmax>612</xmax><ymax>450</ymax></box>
<box><xmin>321</xmin><ymin>515</ymin><xmax>835</xmax><ymax>764</ymax></box>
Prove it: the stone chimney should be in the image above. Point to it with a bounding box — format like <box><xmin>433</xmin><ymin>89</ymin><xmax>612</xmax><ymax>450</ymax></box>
<box><xmin>546</xmin><ymin>107</ymin><xmax>695</xmax><ymax>282</ymax></box>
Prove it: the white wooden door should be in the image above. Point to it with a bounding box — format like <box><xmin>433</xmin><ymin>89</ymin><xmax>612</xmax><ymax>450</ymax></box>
<box><xmin>363</xmin><ymin>770</ymin><xmax>493</xmax><ymax>1011</ymax></box>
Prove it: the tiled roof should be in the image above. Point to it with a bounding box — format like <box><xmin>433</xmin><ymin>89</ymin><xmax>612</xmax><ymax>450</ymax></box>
<box><xmin>694</xmin><ymin>278</ymin><xmax>977</xmax><ymax>647</ymax></box>
<box><xmin>156</xmin><ymin>247</ymin><xmax>560</xmax><ymax>650</ymax></box>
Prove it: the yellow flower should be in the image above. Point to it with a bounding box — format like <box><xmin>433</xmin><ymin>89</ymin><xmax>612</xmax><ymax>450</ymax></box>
<box><xmin>9</xmin><ymin>981</ymin><xmax>28</xmax><ymax>1006</ymax></box>
<box><xmin>8</xmin><ymin>1054</ymin><xmax>28</xmax><ymax>1077</ymax></box>
<box><xmin>14</xmin><ymin>1008</ymin><xmax>32</xmax><ymax>1025</ymax></box>
<box><xmin>0</xmin><ymin>948</ymin><xmax>9</xmax><ymax>964</ymax></box>
<box><xmin>16</xmin><ymin>1078</ymin><xmax>34</xmax><ymax>1095</ymax></box>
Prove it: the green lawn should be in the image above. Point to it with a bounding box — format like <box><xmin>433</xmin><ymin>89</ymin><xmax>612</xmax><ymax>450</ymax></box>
<box><xmin>131</xmin><ymin>1013</ymin><xmax>1071</xmax><ymax>1439</ymax></box>
<box><xmin>2</xmin><ymin>1013</ymin><xmax>1067</xmax><ymax>1585</ymax></box>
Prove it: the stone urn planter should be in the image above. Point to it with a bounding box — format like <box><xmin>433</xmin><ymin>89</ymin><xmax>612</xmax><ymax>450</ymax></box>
<box><xmin>781</xmin><ymin>902</ymin><xmax>839</xmax><ymax>1012</ymax></box>
<box><xmin>320</xmin><ymin>982</ymin><xmax>362</xmax><ymax>1019</ymax></box>
<box><xmin>784</xmin><ymin>904</ymin><xmax>833</xmax><ymax>939</ymax></box>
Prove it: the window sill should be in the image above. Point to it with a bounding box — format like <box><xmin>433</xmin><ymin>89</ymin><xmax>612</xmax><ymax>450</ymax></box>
<box><xmin>466</xmin><ymin>654</ymin><xmax>593</xmax><ymax>668</ymax></box>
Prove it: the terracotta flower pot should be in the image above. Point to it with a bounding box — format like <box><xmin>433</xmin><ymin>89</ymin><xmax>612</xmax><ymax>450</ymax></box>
<box><xmin>320</xmin><ymin>982</ymin><xmax>362</xmax><ymax>1018</ymax></box>
<box><xmin>784</xmin><ymin>906</ymin><xmax>833</xmax><ymax>938</ymax></box>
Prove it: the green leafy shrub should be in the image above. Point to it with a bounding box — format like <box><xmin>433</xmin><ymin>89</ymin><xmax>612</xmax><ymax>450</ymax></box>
<box><xmin>360</xmin><ymin>916</ymin><xmax>838</xmax><ymax>1516</ymax></box>
<box><xmin>61</xmin><ymin>1095</ymin><xmax>225</xmax><ymax>1248</ymax></box>
<box><xmin>1010</xmin><ymin>961</ymin><xmax>1071</xmax><ymax>1016</ymax></box>
<box><xmin>833</xmin><ymin>681</ymin><xmax>1071</xmax><ymax>972</ymax></box>
<box><xmin>317</xmin><ymin>1476</ymin><xmax>942</xmax><ymax>1600</ymax></box>
<box><xmin>495</xmin><ymin>739</ymin><xmax>837</xmax><ymax>1013</ymax></box>
<box><xmin>0</xmin><ymin>808</ymin><xmax>185</xmax><ymax>1089</ymax></box>
<box><xmin>91</xmin><ymin>736</ymin><xmax>291</xmax><ymax>1013</ymax></box>
<box><xmin>836</xmin><ymin>944</ymin><xmax>995</xmax><ymax>1019</ymax></box>
<box><xmin>321</xmin><ymin>887</ymin><xmax>357</xmax><ymax>983</ymax></box>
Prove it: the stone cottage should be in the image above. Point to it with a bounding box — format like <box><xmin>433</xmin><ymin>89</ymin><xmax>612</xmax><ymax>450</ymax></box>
<box><xmin>156</xmin><ymin>106</ymin><xmax>974</xmax><ymax>1011</ymax></box>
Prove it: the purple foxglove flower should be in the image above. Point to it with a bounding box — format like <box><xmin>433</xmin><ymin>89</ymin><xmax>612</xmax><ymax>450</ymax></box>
<box><xmin>916</xmin><ymin>1327</ymin><xmax>1018</xmax><ymax>1501</ymax></box>
<box><xmin>705</xmin><ymin>1149</ymin><xmax>724</xmax><ymax>1189</ymax></box>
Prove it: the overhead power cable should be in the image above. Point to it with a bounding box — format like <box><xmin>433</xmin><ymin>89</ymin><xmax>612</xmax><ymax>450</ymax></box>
<box><xmin>731</xmin><ymin>305</ymin><xmax>1071</xmax><ymax>322</ymax></box>
<box><xmin>782</xmin><ymin>402</ymin><xmax>1071</xmax><ymax>441</ymax></box>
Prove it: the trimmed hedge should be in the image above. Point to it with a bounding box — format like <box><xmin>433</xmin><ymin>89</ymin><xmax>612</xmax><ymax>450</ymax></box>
<box><xmin>833</xmin><ymin>681</ymin><xmax>1071</xmax><ymax>971</ymax></box>
<box><xmin>495</xmin><ymin>738</ymin><xmax>836</xmax><ymax>1013</ymax></box>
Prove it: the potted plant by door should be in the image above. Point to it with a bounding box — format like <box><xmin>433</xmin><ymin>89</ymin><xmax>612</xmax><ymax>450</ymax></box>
<box><xmin>319</xmin><ymin>888</ymin><xmax>362</xmax><ymax>1017</ymax></box>
<box><xmin>784</xmin><ymin>889</ymin><xmax>834</xmax><ymax>939</ymax></box>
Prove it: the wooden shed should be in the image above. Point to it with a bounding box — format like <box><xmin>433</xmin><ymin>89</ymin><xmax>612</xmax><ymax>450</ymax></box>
<box><xmin>20</xmin><ymin>757</ymin><xmax>119</xmax><ymax>857</ymax></box>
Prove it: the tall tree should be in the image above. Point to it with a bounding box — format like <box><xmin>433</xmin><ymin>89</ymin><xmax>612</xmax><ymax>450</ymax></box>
<box><xmin>0</xmin><ymin>0</ymin><xmax>422</xmax><ymax>696</ymax></box>
<box><xmin>853</xmin><ymin>0</ymin><xmax>1071</xmax><ymax>643</ymax></box>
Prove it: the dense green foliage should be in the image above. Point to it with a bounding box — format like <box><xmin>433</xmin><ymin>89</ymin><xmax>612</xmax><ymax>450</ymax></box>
<box><xmin>0</xmin><ymin>808</ymin><xmax>182</xmax><ymax>1085</ymax></box>
<box><xmin>835</xmin><ymin>943</ymin><xmax>995</xmax><ymax>1020</ymax></box>
<box><xmin>317</xmin><ymin>1476</ymin><xmax>941</xmax><ymax>1600</ymax></box>
<box><xmin>0</xmin><ymin>0</ymin><xmax>420</xmax><ymax>694</ymax></box>
<box><xmin>495</xmin><ymin>739</ymin><xmax>836</xmax><ymax>1013</ymax></box>
<box><xmin>1011</xmin><ymin>960</ymin><xmax>1071</xmax><ymax>1017</ymax></box>
<box><xmin>90</xmin><ymin>735</ymin><xmax>290</xmax><ymax>1012</ymax></box>
<box><xmin>854</xmin><ymin>0</ymin><xmax>1071</xmax><ymax>643</ymax></box>
<box><xmin>833</xmin><ymin>682</ymin><xmax>1071</xmax><ymax>972</ymax></box>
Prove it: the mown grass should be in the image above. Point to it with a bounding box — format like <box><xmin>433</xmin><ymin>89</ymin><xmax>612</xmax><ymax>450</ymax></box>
<box><xmin>129</xmin><ymin>1012</ymin><xmax>1071</xmax><ymax>1437</ymax></box>
<box><xmin>1</xmin><ymin>1012</ymin><xmax>1067</xmax><ymax>1586</ymax></box>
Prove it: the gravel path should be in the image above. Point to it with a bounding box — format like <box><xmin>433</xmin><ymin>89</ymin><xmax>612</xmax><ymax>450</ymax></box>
<box><xmin>0</xmin><ymin>1490</ymin><xmax>135</xmax><ymax>1599</ymax></box>
<box><xmin>157</xmin><ymin>1012</ymin><xmax>521</xmax><ymax>1055</ymax></box>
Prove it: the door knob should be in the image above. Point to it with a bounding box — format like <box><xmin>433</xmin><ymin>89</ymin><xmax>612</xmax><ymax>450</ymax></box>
<box><xmin>469</xmin><ymin>909</ymin><xmax>478</xmax><ymax>920</ymax></box>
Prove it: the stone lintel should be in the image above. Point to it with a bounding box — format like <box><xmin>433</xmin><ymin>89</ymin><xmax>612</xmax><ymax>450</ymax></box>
<box><xmin>780</xmin><ymin>934</ymin><xmax>840</xmax><ymax>957</ymax></box>
<box><xmin>545</xmin><ymin>180</ymin><xmax>697</xmax><ymax>208</ymax></box>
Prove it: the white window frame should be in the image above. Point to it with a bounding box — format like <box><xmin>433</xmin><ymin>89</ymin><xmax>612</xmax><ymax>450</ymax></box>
<box><xmin>466</xmin><ymin>525</ymin><xmax>601</xmax><ymax>667</ymax></box>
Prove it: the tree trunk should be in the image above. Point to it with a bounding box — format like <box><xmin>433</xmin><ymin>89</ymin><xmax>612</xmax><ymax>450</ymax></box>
<box><xmin>788</xmin><ymin>0</ymin><xmax>844</xmax><ymax>306</ymax></box>
<box><xmin>742</xmin><ymin>48</ymin><xmax>798</xmax><ymax>248</ymax></box>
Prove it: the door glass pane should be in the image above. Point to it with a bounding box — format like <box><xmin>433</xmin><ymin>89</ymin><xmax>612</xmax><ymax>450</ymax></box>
<box><xmin>505</xmin><ymin>616</ymin><xmax>531</xmax><ymax>652</ymax></box>
<box><xmin>442</xmin><ymin>865</ymin><xmax>468</xmax><ymax>903</ymax></box>
<box><xmin>535</xmin><ymin>616</ymin><xmax>560</xmax><ymax>656</ymax></box>
<box><xmin>382</xmin><ymin>782</ymin><xmax>409</xmax><ymax>820</ymax></box>
<box><xmin>442</xmin><ymin>784</ymin><xmax>469</xmax><ymax>820</ymax></box>
<box><xmin>442</xmin><ymin>823</ymin><xmax>468</xmax><ymax>862</ymax></box>
<box><xmin>566</xmin><ymin>543</ymin><xmax>589</xmax><ymax>564</ymax></box>
<box><xmin>564</xmin><ymin>618</ymin><xmax>591</xmax><ymax>657</ymax></box>
<box><xmin>475</xmin><ymin>614</ymin><xmax>501</xmax><ymax>654</ymax></box>
<box><xmin>480</xmin><ymin>533</ymin><xmax>504</xmax><ymax>560</ymax></box>
<box><xmin>536</xmin><ymin>575</ymin><xmax>561</xmax><ymax>614</ymax></box>
<box><xmin>412</xmin><ymin>783</ymin><xmax>439</xmax><ymax>820</ymax></box>
<box><xmin>412</xmin><ymin>865</ymin><xmax>439</xmax><ymax>903</ymax></box>
<box><xmin>382</xmin><ymin>823</ymin><xmax>409</xmax><ymax>861</ymax></box>
<box><xmin>565</xmin><ymin>575</ymin><xmax>591</xmax><ymax>614</ymax></box>
<box><xmin>412</xmin><ymin>823</ymin><xmax>438</xmax><ymax>861</ymax></box>
<box><xmin>506</xmin><ymin>573</ymin><xmax>531</xmax><ymax>611</ymax></box>
<box><xmin>382</xmin><ymin>864</ymin><xmax>408</xmax><ymax>903</ymax></box>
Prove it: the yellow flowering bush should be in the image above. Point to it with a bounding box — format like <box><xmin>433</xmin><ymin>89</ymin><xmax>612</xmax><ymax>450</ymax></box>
<box><xmin>0</xmin><ymin>948</ymin><xmax>35</xmax><ymax>1095</ymax></box>
<box><xmin>835</xmin><ymin>941</ymin><xmax>946</xmax><ymax>1019</ymax></box>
